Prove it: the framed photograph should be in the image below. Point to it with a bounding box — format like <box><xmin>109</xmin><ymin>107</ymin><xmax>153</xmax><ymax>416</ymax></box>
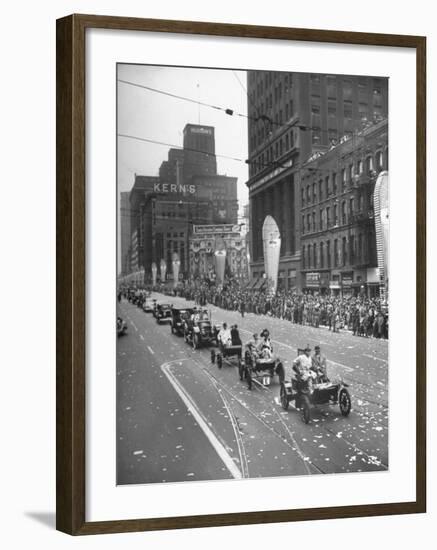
<box><xmin>56</xmin><ymin>14</ymin><xmax>426</xmax><ymax>535</ymax></box>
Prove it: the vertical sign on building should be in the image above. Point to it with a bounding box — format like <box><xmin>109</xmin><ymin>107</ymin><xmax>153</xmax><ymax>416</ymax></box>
<box><xmin>151</xmin><ymin>262</ymin><xmax>157</xmax><ymax>287</ymax></box>
<box><xmin>373</xmin><ymin>171</ymin><xmax>389</xmax><ymax>299</ymax></box>
<box><xmin>172</xmin><ymin>252</ymin><xmax>180</xmax><ymax>289</ymax></box>
<box><xmin>262</xmin><ymin>215</ymin><xmax>281</xmax><ymax>295</ymax></box>
<box><xmin>214</xmin><ymin>237</ymin><xmax>226</xmax><ymax>285</ymax></box>
<box><xmin>160</xmin><ymin>259</ymin><xmax>167</xmax><ymax>282</ymax></box>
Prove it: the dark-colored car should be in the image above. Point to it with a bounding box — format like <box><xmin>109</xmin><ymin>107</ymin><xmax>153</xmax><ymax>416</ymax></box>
<box><xmin>183</xmin><ymin>317</ymin><xmax>220</xmax><ymax>349</ymax></box>
<box><xmin>170</xmin><ymin>307</ymin><xmax>194</xmax><ymax>336</ymax></box>
<box><xmin>155</xmin><ymin>303</ymin><xmax>172</xmax><ymax>324</ymax></box>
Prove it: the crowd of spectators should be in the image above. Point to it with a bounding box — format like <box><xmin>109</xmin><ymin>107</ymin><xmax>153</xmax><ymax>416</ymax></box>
<box><xmin>160</xmin><ymin>277</ymin><xmax>389</xmax><ymax>340</ymax></box>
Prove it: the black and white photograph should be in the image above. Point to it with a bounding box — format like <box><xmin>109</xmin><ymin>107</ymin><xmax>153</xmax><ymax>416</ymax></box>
<box><xmin>116</xmin><ymin>64</ymin><xmax>389</xmax><ymax>485</ymax></box>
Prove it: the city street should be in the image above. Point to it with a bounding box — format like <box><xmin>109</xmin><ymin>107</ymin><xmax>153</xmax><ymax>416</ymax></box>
<box><xmin>117</xmin><ymin>292</ymin><xmax>388</xmax><ymax>485</ymax></box>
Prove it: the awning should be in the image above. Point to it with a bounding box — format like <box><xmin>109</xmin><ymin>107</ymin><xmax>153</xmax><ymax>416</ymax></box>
<box><xmin>253</xmin><ymin>278</ymin><xmax>266</xmax><ymax>290</ymax></box>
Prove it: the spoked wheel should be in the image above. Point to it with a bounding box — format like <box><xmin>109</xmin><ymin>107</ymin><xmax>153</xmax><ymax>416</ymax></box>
<box><xmin>217</xmin><ymin>354</ymin><xmax>223</xmax><ymax>369</ymax></box>
<box><xmin>210</xmin><ymin>349</ymin><xmax>216</xmax><ymax>364</ymax></box>
<box><xmin>339</xmin><ymin>388</ymin><xmax>352</xmax><ymax>416</ymax></box>
<box><xmin>301</xmin><ymin>395</ymin><xmax>311</xmax><ymax>424</ymax></box>
<box><xmin>280</xmin><ymin>383</ymin><xmax>289</xmax><ymax>410</ymax></box>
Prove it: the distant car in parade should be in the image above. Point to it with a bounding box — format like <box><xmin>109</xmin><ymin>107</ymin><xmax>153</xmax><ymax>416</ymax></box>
<box><xmin>155</xmin><ymin>303</ymin><xmax>172</xmax><ymax>324</ymax></box>
<box><xmin>142</xmin><ymin>299</ymin><xmax>154</xmax><ymax>313</ymax></box>
<box><xmin>170</xmin><ymin>307</ymin><xmax>194</xmax><ymax>336</ymax></box>
<box><xmin>117</xmin><ymin>316</ymin><xmax>127</xmax><ymax>337</ymax></box>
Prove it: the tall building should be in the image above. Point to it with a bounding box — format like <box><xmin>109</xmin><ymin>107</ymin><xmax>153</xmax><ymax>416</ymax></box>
<box><xmin>120</xmin><ymin>191</ymin><xmax>131</xmax><ymax>275</ymax></box>
<box><xmin>246</xmin><ymin>71</ymin><xmax>388</xmax><ymax>291</ymax></box>
<box><xmin>300</xmin><ymin>118</ymin><xmax>388</xmax><ymax>297</ymax></box>
<box><xmin>182</xmin><ymin>124</ymin><xmax>217</xmax><ymax>182</ymax></box>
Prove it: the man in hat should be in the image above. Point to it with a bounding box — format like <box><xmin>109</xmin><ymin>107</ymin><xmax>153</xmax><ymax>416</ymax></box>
<box><xmin>293</xmin><ymin>345</ymin><xmax>315</xmax><ymax>391</ymax></box>
<box><xmin>311</xmin><ymin>345</ymin><xmax>329</xmax><ymax>383</ymax></box>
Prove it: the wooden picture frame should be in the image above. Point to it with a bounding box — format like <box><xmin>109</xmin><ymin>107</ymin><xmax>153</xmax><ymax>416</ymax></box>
<box><xmin>56</xmin><ymin>13</ymin><xmax>426</xmax><ymax>535</ymax></box>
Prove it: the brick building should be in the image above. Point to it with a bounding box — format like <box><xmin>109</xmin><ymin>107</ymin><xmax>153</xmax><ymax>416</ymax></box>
<box><xmin>300</xmin><ymin>118</ymin><xmax>388</xmax><ymax>296</ymax></box>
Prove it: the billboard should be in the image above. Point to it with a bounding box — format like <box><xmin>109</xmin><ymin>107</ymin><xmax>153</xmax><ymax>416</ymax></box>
<box><xmin>172</xmin><ymin>252</ymin><xmax>181</xmax><ymax>288</ymax></box>
<box><xmin>262</xmin><ymin>215</ymin><xmax>281</xmax><ymax>295</ymax></box>
<box><xmin>151</xmin><ymin>262</ymin><xmax>157</xmax><ymax>287</ymax></box>
<box><xmin>214</xmin><ymin>237</ymin><xmax>227</xmax><ymax>285</ymax></box>
<box><xmin>160</xmin><ymin>259</ymin><xmax>167</xmax><ymax>282</ymax></box>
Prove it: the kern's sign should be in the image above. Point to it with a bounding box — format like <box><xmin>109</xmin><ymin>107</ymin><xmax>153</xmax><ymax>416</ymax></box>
<box><xmin>153</xmin><ymin>183</ymin><xmax>196</xmax><ymax>194</ymax></box>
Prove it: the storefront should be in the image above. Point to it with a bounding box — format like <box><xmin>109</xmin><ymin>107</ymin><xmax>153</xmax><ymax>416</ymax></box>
<box><xmin>341</xmin><ymin>271</ymin><xmax>354</xmax><ymax>297</ymax></box>
<box><xmin>329</xmin><ymin>274</ymin><xmax>341</xmax><ymax>296</ymax></box>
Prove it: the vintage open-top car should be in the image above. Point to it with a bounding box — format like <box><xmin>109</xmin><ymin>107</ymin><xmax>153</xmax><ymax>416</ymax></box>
<box><xmin>170</xmin><ymin>307</ymin><xmax>194</xmax><ymax>336</ymax></box>
<box><xmin>117</xmin><ymin>316</ymin><xmax>127</xmax><ymax>337</ymax></box>
<box><xmin>242</xmin><ymin>347</ymin><xmax>285</xmax><ymax>390</ymax></box>
<box><xmin>155</xmin><ymin>303</ymin><xmax>172</xmax><ymax>324</ymax></box>
<box><xmin>279</xmin><ymin>348</ymin><xmax>352</xmax><ymax>424</ymax></box>
<box><xmin>211</xmin><ymin>339</ymin><xmax>242</xmax><ymax>369</ymax></box>
<box><xmin>183</xmin><ymin>315</ymin><xmax>220</xmax><ymax>349</ymax></box>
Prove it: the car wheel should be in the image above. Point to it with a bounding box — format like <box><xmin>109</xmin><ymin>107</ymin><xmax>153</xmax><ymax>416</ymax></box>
<box><xmin>339</xmin><ymin>388</ymin><xmax>352</xmax><ymax>416</ymax></box>
<box><xmin>217</xmin><ymin>354</ymin><xmax>222</xmax><ymax>369</ymax></box>
<box><xmin>211</xmin><ymin>350</ymin><xmax>216</xmax><ymax>364</ymax></box>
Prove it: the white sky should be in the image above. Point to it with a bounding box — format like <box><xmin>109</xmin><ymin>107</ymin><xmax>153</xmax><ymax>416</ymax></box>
<box><xmin>117</xmin><ymin>64</ymin><xmax>249</xmax><ymax>204</ymax></box>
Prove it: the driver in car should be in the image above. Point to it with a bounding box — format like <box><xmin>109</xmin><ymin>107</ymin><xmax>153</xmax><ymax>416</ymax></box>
<box><xmin>293</xmin><ymin>345</ymin><xmax>316</xmax><ymax>392</ymax></box>
<box><xmin>311</xmin><ymin>345</ymin><xmax>329</xmax><ymax>383</ymax></box>
<box><xmin>218</xmin><ymin>322</ymin><xmax>231</xmax><ymax>347</ymax></box>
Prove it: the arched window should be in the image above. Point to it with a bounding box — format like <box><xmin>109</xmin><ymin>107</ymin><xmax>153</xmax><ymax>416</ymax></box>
<box><xmin>342</xmin><ymin>237</ymin><xmax>348</xmax><ymax>266</ymax></box>
<box><xmin>320</xmin><ymin>242</ymin><xmax>325</xmax><ymax>268</ymax></box>
<box><xmin>341</xmin><ymin>201</ymin><xmax>347</xmax><ymax>225</ymax></box>
<box><xmin>327</xmin><ymin>240</ymin><xmax>331</xmax><ymax>268</ymax></box>
<box><xmin>375</xmin><ymin>150</ymin><xmax>383</xmax><ymax>170</ymax></box>
<box><xmin>313</xmin><ymin>243</ymin><xmax>317</xmax><ymax>268</ymax></box>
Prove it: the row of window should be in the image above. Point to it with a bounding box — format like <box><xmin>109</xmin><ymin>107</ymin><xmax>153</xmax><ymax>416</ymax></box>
<box><xmin>250</xmin><ymin>72</ymin><xmax>293</xmax><ymax>102</ymax></box>
<box><xmin>301</xmin><ymin>151</ymin><xmax>385</xmax><ymax>206</ymax></box>
<box><xmin>301</xmin><ymin>196</ymin><xmax>365</xmax><ymax>234</ymax></box>
<box><xmin>302</xmin><ymin>235</ymin><xmax>365</xmax><ymax>270</ymax></box>
<box><xmin>249</xmin><ymin>130</ymin><xmax>296</xmax><ymax>177</ymax></box>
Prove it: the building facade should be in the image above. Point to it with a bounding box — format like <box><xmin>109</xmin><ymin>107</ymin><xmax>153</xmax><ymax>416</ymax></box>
<box><xmin>300</xmin><ymin>118</ymin><xmax>388</xmax><ymax>297</ymax></box>
<box><xmin>246</xmin><ymin>70</ymin><xmax>388</xmax><ymax>291</ymax></box>
<box><xmin>120</xmin><ymin>191</ymin><xmax>131</xmax><ymax>275</ymax></box>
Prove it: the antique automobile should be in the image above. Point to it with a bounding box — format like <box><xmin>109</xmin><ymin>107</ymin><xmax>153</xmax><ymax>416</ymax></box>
<box><xmin>155</xmin><ymin>303</ymin><xmax>172</xmax><ymax>324</ymax></box>
<box><xmin>183</xmin><ymin>314</ymin><xmax>220</xmax><ymax>349</ymax></box>
<box><xmin>242</xmin><ymin>347</ymin><xmax>285</xmax><ymax>390</ymax></box>
<box><xmin>142</xmin><ymin>299</ymin><xmax>154</xmax><ymax>313</ymax></box>
<box><xmin>117</xmin><ymin>316</ymin><xmax>127</xmax><ymax>337</ymax></box>
<box><xmin>279</xmin><ymin>348</ymin><xmax>352</xmax><ymax>424</ymax></box>
<box><xmin>211</xmin><ymin>332</ymin><xmax>242</xmax><ymax>369</ymax></box>
<box><xmin>170</xmin><ymin>307</ymin><xmax>194</xmax><ymax>336</ymax></box>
